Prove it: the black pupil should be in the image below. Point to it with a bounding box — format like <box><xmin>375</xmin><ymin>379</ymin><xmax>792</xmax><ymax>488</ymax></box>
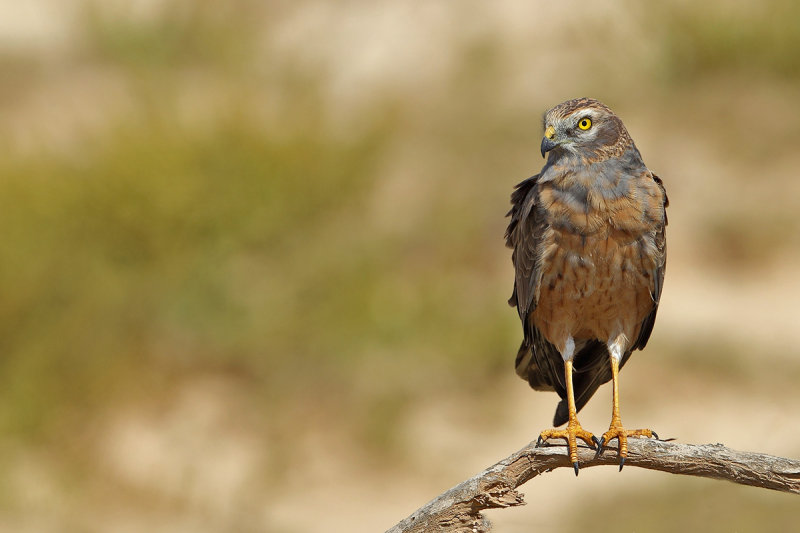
<box><xmin>581</xmin><ymin>120</ymin><xmax>588</xmax><ymax>127</ymax></box>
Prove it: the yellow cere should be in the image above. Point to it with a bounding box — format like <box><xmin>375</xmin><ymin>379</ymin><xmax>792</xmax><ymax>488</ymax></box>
<box><xmin>545</xmin><ymin>125</ymin><xmax>556</xmax><ymax>139</ymax></box>
<box><xmin>578</xmin><ymin>117</ymin><xmax>592</xmax><ymax>130</ymax></box>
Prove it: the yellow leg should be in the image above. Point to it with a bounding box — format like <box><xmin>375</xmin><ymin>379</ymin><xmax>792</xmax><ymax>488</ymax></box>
<box><xmin>536</xmin><ymin>360</ymin><xmax>597</xmax><ymax>475</ymax></box>
<box><xmin>597</xmin><ymin>356</ymin><xmax>658</xmax><ymax>469</ymax></box>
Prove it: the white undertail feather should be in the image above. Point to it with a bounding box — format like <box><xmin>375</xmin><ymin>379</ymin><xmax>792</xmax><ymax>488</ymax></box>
<box><xmin>562</xmin><ymin>335</ymin><xmax>576</xmax><ymax>362</ymax></box>
<box><xmin>607</xmin><ymin>333</ymin><xmax>628</xmax><ymax>362</ymax></box>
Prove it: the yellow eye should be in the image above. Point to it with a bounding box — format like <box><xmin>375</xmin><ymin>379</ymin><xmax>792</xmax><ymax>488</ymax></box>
<box><xmin>578</xmin><ymin>117</ymin><xmax>592</xmax><ymax>130</ymax></box>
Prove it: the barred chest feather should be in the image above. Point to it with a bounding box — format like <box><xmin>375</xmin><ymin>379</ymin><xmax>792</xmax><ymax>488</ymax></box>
<box><xmin>530</xmin><ymin>167</ymin><xmax>666</xmax><ymax>349</ymax></box>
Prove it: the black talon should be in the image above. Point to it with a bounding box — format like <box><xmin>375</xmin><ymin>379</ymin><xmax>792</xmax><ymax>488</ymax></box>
<box><xmin>536</xmin><ymin>436</ymin><xmax>544</xmax><ymax>448</ymax></box>
<box><xmin>651</xmin><ymin>430</ymin><xmax>659</xmax><ymax>440</ymax></box>
<box><xmin>619</xmin><ymin>456</ymin><xmax>626</xmax><ymax>471</ymax></box>
<box><xmin>573</xmin><ymin>462</ymin><xmax>580</xmax><ymax>476</ymax></box>
<box><xmin>591</xmin><ymin>435</ymin><xmax>601</xmax><ymax>450</ymax></box>
<box><xmin>594</xmin><ymin>436</ymin><xmax>606</xmax><ymax>459</ymax></box>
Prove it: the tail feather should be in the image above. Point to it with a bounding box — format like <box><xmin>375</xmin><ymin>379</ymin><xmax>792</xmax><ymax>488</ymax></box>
<box><xmin>514</xmin><ymin>341</ymin><xmax>554</xmax><ymax>391</ymax></box>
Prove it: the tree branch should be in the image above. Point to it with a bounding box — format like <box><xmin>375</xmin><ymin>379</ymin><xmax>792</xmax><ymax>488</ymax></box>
<box><xmin>386</xmin><ymin>438</ymin><xmax>800</xmax><ymax>533</ymax></box>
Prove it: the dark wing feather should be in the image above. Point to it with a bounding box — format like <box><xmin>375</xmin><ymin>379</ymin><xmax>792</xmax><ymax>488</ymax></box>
<box><xmin>506</xmin><ymin>175</ymin><xmax>559</xmax><ymax>391</ymax></box>
<box><xmin>505</xmin><ymin>175</ymin><xmax>543</xmax><ymax>320</ymax></box>
<box><xmin>633</xmin><ymin>174</ymin><xmax>668</xmax><ymax>350</ymax></box>
<box><xmin>507</xmin><ymin>176</ymin><xmax>581</xmax><ymax>397</ymax></box>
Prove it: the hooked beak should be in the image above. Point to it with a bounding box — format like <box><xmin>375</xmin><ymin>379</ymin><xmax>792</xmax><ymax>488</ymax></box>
<box><xmin>540</xmin><ymin>125</ymin><xmax>557</xmax><ymax>157</ymax></box>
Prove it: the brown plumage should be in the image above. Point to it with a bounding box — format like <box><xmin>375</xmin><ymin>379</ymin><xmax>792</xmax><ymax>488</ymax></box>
<box><xmin>505</xmin><ymin>98</ymin><xmax>668</xmax><ymax>473</ymax></box>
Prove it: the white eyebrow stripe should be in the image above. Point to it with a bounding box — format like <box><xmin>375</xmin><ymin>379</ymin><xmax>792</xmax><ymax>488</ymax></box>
<box><xmin>566</xmin><ymin>108</ymin><xmax>600</xmax><ymax>120</ymax></box>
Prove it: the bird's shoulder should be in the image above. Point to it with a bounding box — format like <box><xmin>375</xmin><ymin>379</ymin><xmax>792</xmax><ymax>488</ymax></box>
<box><xmin>504</xmin><ymin>174</ymin><xmax>541</xmax><ymax>248</ymax></box>
<box><xmin>533</xmin><ymin>158</ymin><xmax>667</xmax><ymax>237</ymax></box>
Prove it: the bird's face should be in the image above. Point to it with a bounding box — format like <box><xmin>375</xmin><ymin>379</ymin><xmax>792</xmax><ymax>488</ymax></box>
<box><xmin>540</xmin><ymin>98</ymin><xmax>629</xmax><ymax>162</ymax></box>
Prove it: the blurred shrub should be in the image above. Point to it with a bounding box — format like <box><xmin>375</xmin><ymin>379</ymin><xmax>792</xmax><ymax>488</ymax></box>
<box><xmin>0</xmin><ymin>109</ymin><xmax>385</xmax><ymax>436</ymax></box>
<box><xmin>80</xmin><ymin>0</ymin><xmax>259</xmax><ymax>71</ymax></box>
<box><xmin>655</xmin><ymin>0</ymin><xmax>800</xmax><ymax>82</ymax></box>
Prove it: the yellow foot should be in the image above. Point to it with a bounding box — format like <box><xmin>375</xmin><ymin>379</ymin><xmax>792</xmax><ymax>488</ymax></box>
<box><xmin>595</xmin><ymin>422</ymin><xmax>659</xmax><ymax>470</ymax></box>
<box><xmin>536</xmin><ymin>422</ymin><xmax>598</xmax><ymax>476</ymax></box>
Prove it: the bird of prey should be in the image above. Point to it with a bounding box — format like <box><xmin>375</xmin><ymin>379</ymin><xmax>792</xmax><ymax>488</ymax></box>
<box><xmin>505</xmin><ymin>98</ymin><xmax>668</xmax><ymax>474</ymax></box>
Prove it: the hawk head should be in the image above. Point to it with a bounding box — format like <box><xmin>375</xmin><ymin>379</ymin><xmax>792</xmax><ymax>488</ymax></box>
<box><xmin>540</xmin><ymin>98</ymin><xmax>633</xmax><ymax>162</ymax></box>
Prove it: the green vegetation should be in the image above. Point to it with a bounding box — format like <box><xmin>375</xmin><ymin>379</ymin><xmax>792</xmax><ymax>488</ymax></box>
<box><xmin>0</xmin><ymin>112</ymin><xmax>384</xmax><ymax>435</ymax></box>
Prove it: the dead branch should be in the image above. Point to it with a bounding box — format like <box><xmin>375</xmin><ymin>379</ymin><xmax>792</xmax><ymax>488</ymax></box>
<box><xmin>386</xmin><ymin>438</ymin><xmax>800</xmax><ymax>533</ymax></box>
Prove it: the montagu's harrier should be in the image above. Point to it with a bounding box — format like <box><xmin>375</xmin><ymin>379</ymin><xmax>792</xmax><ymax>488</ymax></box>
<box><xmin>506</xmin><ymin>98</ymin><xmax>668</xmax><ymax>474</ymax></box>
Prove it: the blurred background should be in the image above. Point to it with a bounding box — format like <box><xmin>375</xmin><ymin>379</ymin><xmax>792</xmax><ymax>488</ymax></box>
<box><xmin>1</xmin><ymin>0</ymin><xmax>800</xmax><ymax>531</ymax></box>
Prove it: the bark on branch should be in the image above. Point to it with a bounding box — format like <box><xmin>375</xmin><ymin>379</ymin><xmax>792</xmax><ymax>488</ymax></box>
<box><xmin>387</xmin><ymin>438</ymin><xmax>800</xmax><ymax>533</ymax></box>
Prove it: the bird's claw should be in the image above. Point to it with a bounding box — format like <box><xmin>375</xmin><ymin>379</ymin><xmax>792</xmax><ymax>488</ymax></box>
<box><xmin>596</xmin><ymin>425</ymin><xmax>658</xmax><ymax>469</ymax></box>
<box><xmin>594</xmin><ymin>436</ymin><xmax>606</xmax><ymax>459</ymax></box>
<box><xmin>536</xmin><ymin>421</ymin><xmax>596</xmax><ymax>474</ymax></box>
